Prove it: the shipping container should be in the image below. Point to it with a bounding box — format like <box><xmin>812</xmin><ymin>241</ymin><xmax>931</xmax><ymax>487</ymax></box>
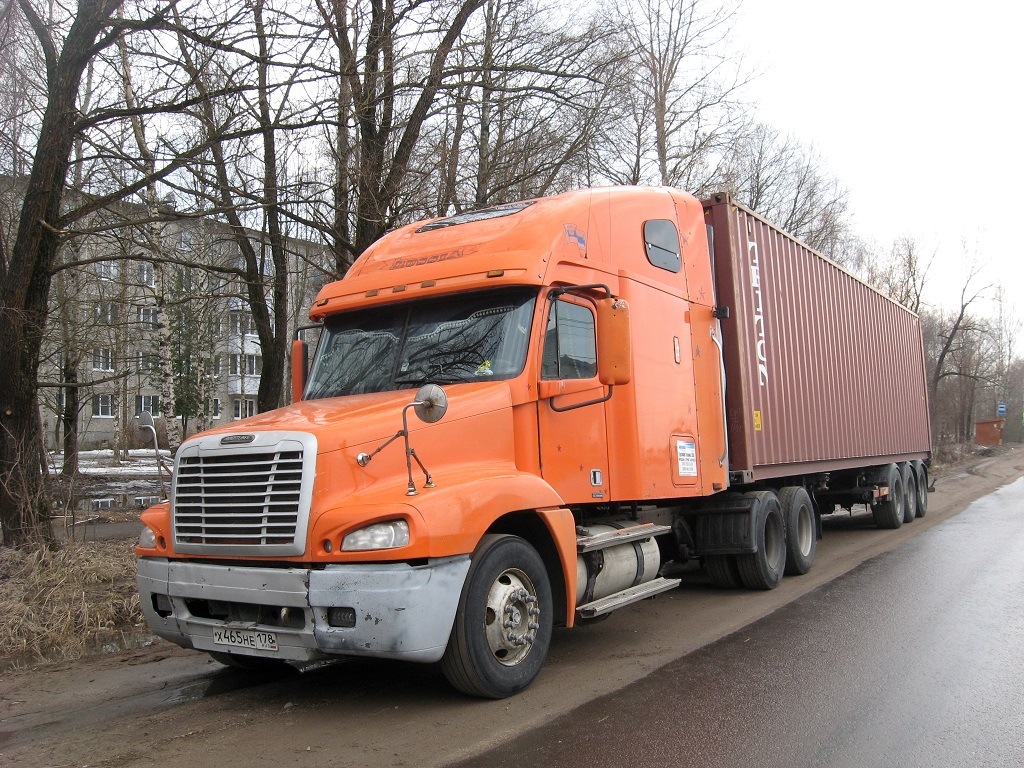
<box><xmin>704</xmin><ymin>194</ymin><xmax>931</xmax><ymax>481</ymax></box>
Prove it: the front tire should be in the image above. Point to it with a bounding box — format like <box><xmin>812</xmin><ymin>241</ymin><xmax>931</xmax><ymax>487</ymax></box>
<box><xmin>440</xmin><ymin>535</ymin><xmax>553</xmax><ymax>698</ymax></box>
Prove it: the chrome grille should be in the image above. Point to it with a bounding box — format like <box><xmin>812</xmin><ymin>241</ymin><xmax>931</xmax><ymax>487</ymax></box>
<box><xmin>171</xmin><ymin>433</ymin><xmax>315</xmax><ymax>556</ymax></box>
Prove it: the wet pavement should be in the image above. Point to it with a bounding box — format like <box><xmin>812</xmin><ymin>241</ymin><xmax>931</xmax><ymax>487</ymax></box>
<box><xmin>453</xmin><ymin>478</ymin><xmax>1024</xmax><ymax>768</ymax></box>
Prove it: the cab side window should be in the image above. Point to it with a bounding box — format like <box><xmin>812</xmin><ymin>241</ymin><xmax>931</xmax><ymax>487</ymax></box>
<box><xmin>541</xmin><ymin>299</ymin><xmax>597</xmax><ymax>380</ymax></box>
<box><xmin>643</xmin><ymin>219</ymin><xmax>681</xmax><ymax>272</ymax></box>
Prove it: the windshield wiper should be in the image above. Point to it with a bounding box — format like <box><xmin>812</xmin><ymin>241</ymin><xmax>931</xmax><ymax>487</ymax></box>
<box><xmin>393</xmin><ymin>373</ymin><xmax>465</xmax><ymax>386</ymax></box>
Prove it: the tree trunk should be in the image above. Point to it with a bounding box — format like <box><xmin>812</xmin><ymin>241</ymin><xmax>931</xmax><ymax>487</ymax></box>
<box><xmin>0</xmin><ymin>0</ymin><xmax>121</xmax><ymax>547</ymax></box>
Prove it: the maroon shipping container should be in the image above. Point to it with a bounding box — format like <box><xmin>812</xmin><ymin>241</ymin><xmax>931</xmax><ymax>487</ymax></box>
<box><xmin>703</xmin><ymin>195</ymin><xmax>931</xmax><ymax>481</ymax></box>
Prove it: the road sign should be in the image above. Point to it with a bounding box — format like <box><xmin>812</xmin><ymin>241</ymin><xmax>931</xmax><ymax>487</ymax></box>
<box><xmin>997</xmin><ymin>402</ymin><xmax>1007</xmax><ymax>416</ymax></box>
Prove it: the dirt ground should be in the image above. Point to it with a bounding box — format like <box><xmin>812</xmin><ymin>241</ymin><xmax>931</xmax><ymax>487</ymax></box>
<box><xmin>1</xmin><ymin>446</ymin><xmax>1021</xmax><ymax>768</ymax></box>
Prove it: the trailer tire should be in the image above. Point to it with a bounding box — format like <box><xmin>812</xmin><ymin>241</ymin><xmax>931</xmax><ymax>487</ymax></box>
<box><xmin>705</xmin><ymin>555</ymin><xmax>743</xmax><ymax>589</ymax></box>
<box><xmin>736</xmin><ymin>491</ymin><xmax>786</xmax><ymax>590</ymax></box>
<box><xmin>901</xmin><ymin>462</ymin><xmax>917</xmax><ymax>523</ymax></box>
<box><xmin>440</xmin><ymin>535</ymin><xmax>553</xmax><ymax>699</ymax></box>
<box><xmin>913</xmin><ymin>461</ymin><xmax>928</xmax><ymax>517</ymax></box>
<box><xmin>208</xmin><ymin>652</ymin><xmax>293</xmax><ymax>672</ymax></box>
<box><xmin>780</xmin><ymin>486</ymin><xmax>816</xmax><ymax>576</ymax></box>
<box><xmin>871</xmin><ymin>463</ymin><xmax>904</xmax><ymax>529</ymax></box>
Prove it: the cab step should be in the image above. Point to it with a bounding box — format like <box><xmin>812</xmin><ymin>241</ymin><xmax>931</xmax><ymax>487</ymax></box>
<box><xmin>575</xmin><ymin>577</ymin><xmax>681</xmax><ymax>620</ymax></box>
<box><xmin>576</xmin><ymin>523</ymin><xmax>672</xmax><ymax>553</ymax></box>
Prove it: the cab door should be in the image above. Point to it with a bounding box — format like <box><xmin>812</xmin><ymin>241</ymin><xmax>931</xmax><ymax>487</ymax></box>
<box><xmin>536</xmin><ymin>294</ymin><xmax>610</xmax><ymax>503</ymax></box>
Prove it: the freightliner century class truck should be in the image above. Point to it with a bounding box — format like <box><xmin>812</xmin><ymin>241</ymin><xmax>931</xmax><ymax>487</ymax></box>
<box><xmin>137</xmin><ymin>186</ymin><xmax>932</xmax><ymax>698</ymax></box>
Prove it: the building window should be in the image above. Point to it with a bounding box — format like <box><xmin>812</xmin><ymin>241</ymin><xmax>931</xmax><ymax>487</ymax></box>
<box><xmin>178</xmin><ymin>228</ymin><xmax>195</xmax><ymax>252</ymax></box>
<box><xmin>92</xmin><ymin>348</ymin><xmax>114</xmax><ymax>371</ymax></box>
<box><xmin>211</xmin><ymin>397</ymin><xmax>221</xmax><ymax>419</ymax></box>
<box><xmin>229</xmin><ymin>353</ymin><xmax>262</xmax><ymax>376</ymax></box>
<box><xmin>230</xmin><ymin>312</ymin><xmax>255</xmax><ymax>336</ymax></box>
<box><xmin>139</xmin><ymin>306</ymin><xmax>159</xmax><ymax>329</ymax></box>
<box><xmin>91</xmin><ymin>498</ymin><xmax>114</xmax><ymax>510</ymax></box>
<box><xmin>210</xmin><ymin>355</ymin><xmax>222</xmax><ymax>377</ymax></box>
<box><xmin>92</xmin><ymin>394</ymin><xmax>116</xmax><ymax>418</ymax></box>
<box><xmin>136</xmin><ymin>394</ymin><xmax>161</xmax><ymax>416</ymax></box>
<box><xmin>95</xmin><ymin>302</ymin><xmax>119</xmax><ymax>324</ymax></box>
<box><xmin>233</xmin><ymin>398</ymin><xmax>256</xmax><ymax>420</ymax></box>
<box><xmin>135</xmin><ymin>496</ymin><xmax>161</xmax><ymax>508</ymax></box>
<box><xmin>96</xmin><ymin>261</ymin><xmax>119</xmax><ymax>281</ymax></box>
<box><xmin>138</xmin><ymin>354</ymin><xmax>158</xmax><ymax>373</ymax></box>
<box><xmin>137</xmin><ymin>262</ymin><xmax>156</xmax><ymax>287</ymax></box>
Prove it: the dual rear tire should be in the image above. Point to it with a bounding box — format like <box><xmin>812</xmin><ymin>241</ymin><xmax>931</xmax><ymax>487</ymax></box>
<box><xmin>706</xmin><ymin>487</ymin><xmax>815</xmax><ymax>589</ymax></box>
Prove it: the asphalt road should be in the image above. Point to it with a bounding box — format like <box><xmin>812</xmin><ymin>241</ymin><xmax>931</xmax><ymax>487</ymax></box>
<box><xmin>3</xmin><ymin>449</ymin><xmax>1022</xmax><ymax>768</ymax></box>
<box><xmin>453</xmin><ymin>477</ymin><xmax>1024</xmax><ymax>768</ymax></box>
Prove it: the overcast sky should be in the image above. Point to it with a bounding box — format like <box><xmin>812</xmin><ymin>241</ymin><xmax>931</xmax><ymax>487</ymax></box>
<box><xmin>731</xmin><ymin>0</ymin><xmax>1022</xmax><ymax>339</ymax></box>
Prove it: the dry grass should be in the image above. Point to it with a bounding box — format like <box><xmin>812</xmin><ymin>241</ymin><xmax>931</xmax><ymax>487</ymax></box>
<box><xmin>0</xmin><ymin>541</ymin><xmax>144</xmax><ymax>671</ymax></box>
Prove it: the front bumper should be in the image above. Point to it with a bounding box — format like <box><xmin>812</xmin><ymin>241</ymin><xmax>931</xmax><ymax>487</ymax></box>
<box><xmin>137</xmin><ymin>555</ymin><xmax>471</xmax><ymax>663</ymax></box>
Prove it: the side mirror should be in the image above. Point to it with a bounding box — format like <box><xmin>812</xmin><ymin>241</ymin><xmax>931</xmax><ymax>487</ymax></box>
<box><xmin>291</xmin><ymin>338</ymin><xmax>308</xmax><ymax>404</ymax></box>
<box><xmin>596</xmin><ymin>298</ymin><xmax>631</xmax><ymax>385</ymax></box>
<box><xmin>413</xmin><ymin>384</ymin><xmax>448</xmax><ymax>424</ymax></box>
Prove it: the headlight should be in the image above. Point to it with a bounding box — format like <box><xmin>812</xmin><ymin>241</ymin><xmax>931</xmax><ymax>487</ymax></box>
<box><xmin>342</xmin><ymin>520</ymin><xmax>410</xmax><ymax>551</ymax></box>
<box><xmin>138</xmin><ymin>527</ymin><xmax>157</xmax><ymax>549</ymax></box>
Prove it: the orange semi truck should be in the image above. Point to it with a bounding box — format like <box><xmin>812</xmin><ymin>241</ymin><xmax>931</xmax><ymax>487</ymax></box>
<box><xmin>137</xmin><ymin>187</ymin><xmax>931</xmax><ymax>698</ymax></box>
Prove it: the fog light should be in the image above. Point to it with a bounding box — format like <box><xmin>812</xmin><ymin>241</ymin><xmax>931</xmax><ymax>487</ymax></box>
<box><xmin>152</xmin><ymin>593</ymin><xmax>172</xmax><ymax>617</ymax></box>
<box><xmin>327</xmin><ymin>607</ymin><xmax>357</xmax><ymax>628</ymax></box>
<box><xmin>323</xmin><ymin>538</ymin><xmax>333</xmax><ymax>553</ymax></box>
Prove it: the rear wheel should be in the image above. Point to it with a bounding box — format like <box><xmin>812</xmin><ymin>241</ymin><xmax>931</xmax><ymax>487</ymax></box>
<box><xmin>913</xmin><ymin>461</ymin><xmax>929</xmax><ymax>517</ymax></box>
<box><xmin>900</xmin><ymin>462</ymin><xmax>917</xmax><ymax>523</ymax></box>
<box><xmin>871</xmin><ymin>463</ymin><xmax>904</xmax><ymax>529</ymax></box>
<box><xmin>705</xmin><ymin>554</ymin><xmax>743</xmax><ymax>589</ymax></box>
<box><xmin>440</xmin><ymin>535</ymin><xmax>553</xmax><ymax>699</ymax></box>
<box><xmin>780</xmin><ymin>486</ymin><xmax>816</xmax><ymax>576</ymax></box>
<box><xmin>736</xmin><ymin>490</ymin><xmax>786</xmax><ymax>590</ymax></box>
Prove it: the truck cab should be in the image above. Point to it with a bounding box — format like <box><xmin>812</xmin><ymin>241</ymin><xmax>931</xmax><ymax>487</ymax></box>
<box><xmin>137</xmin><ymin>187</ymin><xmax>728</xmax><ymax>697</ymax></box>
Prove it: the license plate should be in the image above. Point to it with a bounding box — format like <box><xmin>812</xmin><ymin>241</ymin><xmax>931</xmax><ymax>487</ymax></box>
<box><xmin>213</xmin><ymin>627</ymin><xmax>278</xmax><ymax>652</ymax></box>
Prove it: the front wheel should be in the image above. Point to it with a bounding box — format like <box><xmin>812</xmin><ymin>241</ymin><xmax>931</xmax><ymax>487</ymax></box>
<box><xmin>440</xmin><ymin>535</ymin><xmax>553</xmax><ymax>698</ymax></box>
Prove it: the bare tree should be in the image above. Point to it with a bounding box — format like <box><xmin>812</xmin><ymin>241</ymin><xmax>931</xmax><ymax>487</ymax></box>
<box><xmin>721</xmin><ymin>122</ymin><xmax>850</xmax><ymax>255</ymax></box>
<box><xmin>594</xmin><ymin>0</ymin><xmax>745</xmax><ymax>192</ymax></box>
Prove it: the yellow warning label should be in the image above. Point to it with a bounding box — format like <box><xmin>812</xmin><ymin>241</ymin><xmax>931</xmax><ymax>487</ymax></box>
<box><xmin>753</xmin><ymin>410</ymin><xmax>762</xmax><ymax>431</ymax></box>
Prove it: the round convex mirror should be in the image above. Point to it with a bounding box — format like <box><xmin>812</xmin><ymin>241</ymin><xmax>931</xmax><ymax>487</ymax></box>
<box><xmin>413</xmin><ymin>384</ymin><xmax>448</xmax><ymax>424</ymax></box>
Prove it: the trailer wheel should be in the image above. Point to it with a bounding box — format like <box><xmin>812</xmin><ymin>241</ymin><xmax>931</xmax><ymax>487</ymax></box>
<box><xmin>440</xmin><ymin>534</ymin><xmax>553</xmax><ymax>699</ymax></box>
<box><xmin>705</xmin><ymin>555</ymin><xmax>743</xmax><ymax>589</ymax></box>
<box><xmin>913</xmin><ymin>461</ymin><xmax>928</xmax><ymax>517</ymax></box>
<box><xmin>780</xmin><ymin>486</ymin><xmax>816</xmax><ymax>576</ymax></box>
<box><xmin>736</xmin><ymin>491</ymin><xmax>786</xmax><ymax>590</ymax></box>
<box><xmin>871</xmin><ymin>463</ymin><xmax>904</xmax><ymax>529</ymax></box>
<box><xmin>900</xmin><ymin>462</ymin><xmax>917</xmax><ymax>523</ymax></box>
<box><xmin>208</xmin><ymin>652</ymin><xmax>293</xmax><ymax>672</ymax></box>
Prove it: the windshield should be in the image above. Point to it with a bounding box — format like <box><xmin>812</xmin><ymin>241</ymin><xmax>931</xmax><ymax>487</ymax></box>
<box><xmin>304</xmin><ymin>288</ymin><xmax>537</xmax><ymax>399</ymax></box>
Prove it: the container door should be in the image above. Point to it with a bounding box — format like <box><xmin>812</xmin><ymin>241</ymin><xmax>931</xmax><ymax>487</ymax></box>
<box><xmin>536</xmin><ymin>295</ymin><xmax>610</xmax><ymax>504</ymax></box>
